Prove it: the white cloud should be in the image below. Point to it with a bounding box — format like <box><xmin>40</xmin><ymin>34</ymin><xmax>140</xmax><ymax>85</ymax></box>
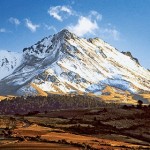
<box><xmin>25</xmin><ymin>19</ymin><xmax>40</xmax><ymax>32</ymax></box>
<box><xmin>105</xmin><ymin>28</ymin><xmax>120</xmax><ymax>40</ymax></box>
<box><xmin>9</xmin><ymin>17</ymin><xmax>20</xmax><ymax>25</ymax></box>
<box><xmin>0</xmin><ymin>28</ymin><xmax>6</xmax><ymax>33</ymax></box>
<box><xmin>99</xmin><ymin>27</ymin><xmax>120</xmax><ymax>41</ymax></box>
<box><xmin>47</xmin><ymin>6</ymin><xmax>120</xmax><ymax>40</ymax></box>
<box><xmin>89</xmin><ymin>11</ymin><xmax>102</xmax><ymax>21</ymax></box>
<box><xmin>44</xmin><ymin>24</ymin><xmax>57</xmax><ymax>33</ymax></box>
<box><xmin>67</xmin><ymin>16</ymin><xmax>99</xmax><ymax>37</ymax></box>
<box><xmin>48</xmin><ymin>5</ymin><xmax>73</xmax><ymax>21</ymax></box>
<box><xmin>67</xmin><ymin>11</ymin><xmax>102</xmax><ymax>37</ymax></box>
<box><xmin>67</xmin><ymin>10</ymin><xmax>120</xmax><ymax>40</ymax></box>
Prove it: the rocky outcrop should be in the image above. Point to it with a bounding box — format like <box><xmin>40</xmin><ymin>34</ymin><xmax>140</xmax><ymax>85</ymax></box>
<box><xmin>121</xmin><ymin>51</ymin><xmax>140</xmax><ymax>65</ymax></box>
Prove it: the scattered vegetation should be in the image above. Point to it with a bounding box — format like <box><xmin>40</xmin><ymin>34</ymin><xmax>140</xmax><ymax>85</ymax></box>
<box><xmin>0</xmin><ymin>95</ymin><xmax>115</xmax><ymax>115</ymax></box>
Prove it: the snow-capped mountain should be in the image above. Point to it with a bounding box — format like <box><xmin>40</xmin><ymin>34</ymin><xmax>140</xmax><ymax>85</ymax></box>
<box><xmin>0</xmin><ymin>50</ymin><xmax>22</xmax><ymax>80</ymax></box>
<box><xmin>0</xmin><ymin>29</ymin><xmax>150</xmax><ymax>97</ymax></box>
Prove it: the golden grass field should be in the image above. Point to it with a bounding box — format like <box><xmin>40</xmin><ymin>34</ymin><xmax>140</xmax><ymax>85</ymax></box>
<box><xmin>0</xmin><ymin>106</ymin><xmax>150</xmax><ymax>150</ymax></box>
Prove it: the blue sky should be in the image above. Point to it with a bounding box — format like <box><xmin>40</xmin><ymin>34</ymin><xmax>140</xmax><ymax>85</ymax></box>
<box><xmin>0</xmin><ymin>0</ymin><xmax>150</xmax><ymax>69</ymax></box>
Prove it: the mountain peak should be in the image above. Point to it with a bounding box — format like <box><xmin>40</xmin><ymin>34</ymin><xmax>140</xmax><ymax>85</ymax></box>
<box><xmin>22</xmin><ymin>29</ymin><xmax>74</xmax><ymax>58</ymax></box>
<box><xmin>59</xmin><ymin>29</ymin><xmax>70</xmax><ymax>34</ymax></box>
<box><xmin>54</xmin><ymin>29</ymin><xmax>76</xmax><ymax>41</ymax></box>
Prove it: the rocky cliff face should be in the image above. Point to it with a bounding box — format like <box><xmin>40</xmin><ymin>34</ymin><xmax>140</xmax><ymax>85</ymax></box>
<box><xmin>0</xmin><ymin>29</ymin><xmax>150</xmax><ymax>96</ymax></box>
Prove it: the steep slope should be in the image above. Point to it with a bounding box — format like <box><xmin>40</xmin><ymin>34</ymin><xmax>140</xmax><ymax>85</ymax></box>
<box><xmin>0</xmin><ymin>50</ymin><xmax>22</xmax><ymax>80</ymax></box>
<box><xmin>0</xmin><ymin>29</ymin><xmax>149</xmax><ymax>97</ymax></box>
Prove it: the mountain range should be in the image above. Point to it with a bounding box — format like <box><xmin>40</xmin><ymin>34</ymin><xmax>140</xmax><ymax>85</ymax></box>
<box><xmin>0</xmin><ymin>29</ymin><xmax>150</xmax><ymax>103</ymax></box>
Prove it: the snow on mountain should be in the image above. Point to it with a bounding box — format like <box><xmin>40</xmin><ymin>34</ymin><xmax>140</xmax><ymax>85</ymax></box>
<box><xmin>0</xmin><ymin>50</ymin><xmax>22</xmax><ymax>80</ymax></box>
<box><xmin>0</xmin><ymin>29</ymin><xmax>150</xmax><ymax>96</ymax></box>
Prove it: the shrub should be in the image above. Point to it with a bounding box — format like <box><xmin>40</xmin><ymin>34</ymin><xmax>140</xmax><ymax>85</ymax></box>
<box><xmin>137</xmin><ymin>100</ymin><xmax>143</xmax><ymax>109</ymax></box>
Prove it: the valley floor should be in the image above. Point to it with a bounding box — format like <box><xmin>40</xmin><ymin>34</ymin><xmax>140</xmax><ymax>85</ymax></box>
<box><xmin>0</xmin><ymin>106</ymin><xmax>150</xmax><ymax>150</ymax></box>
